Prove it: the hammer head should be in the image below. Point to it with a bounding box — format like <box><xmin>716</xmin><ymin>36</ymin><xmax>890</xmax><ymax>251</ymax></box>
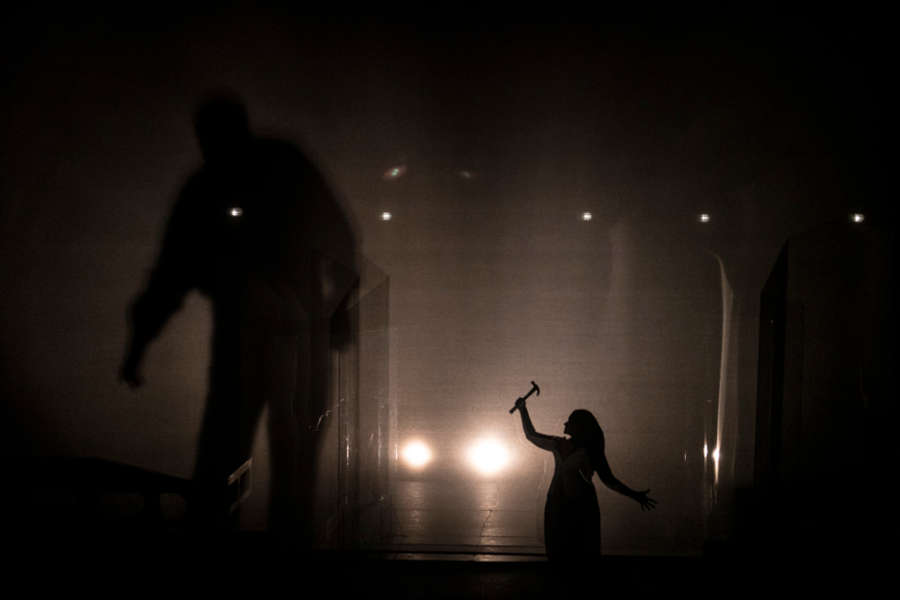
<box><xmin>530</xmin><ymin>381</ymin><xmax>540</xmax><ymax>396</ymax></box>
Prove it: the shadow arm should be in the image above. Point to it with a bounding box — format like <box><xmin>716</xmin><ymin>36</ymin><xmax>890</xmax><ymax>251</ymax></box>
<box><xmin>122</xmin><ymin>194</ymin><xmax>197</xmax><ymax>377</ymax></box>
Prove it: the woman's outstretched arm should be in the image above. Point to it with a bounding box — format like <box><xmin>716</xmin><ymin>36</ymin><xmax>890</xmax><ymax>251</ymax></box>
<box><xmin>514</xmin><ymin>399</ymin><xmax>558</xmax><ymax>451</ymax></box>
<box><xmin>594</xmin><ymin>453</ymin><xmax>657</xmax><ymax>511</ymax></box>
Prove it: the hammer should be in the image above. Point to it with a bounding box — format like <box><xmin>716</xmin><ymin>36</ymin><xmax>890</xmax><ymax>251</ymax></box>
<box><xmin>509</xmin><ymin>381</ymin><xmax>540</xmax><ymax>414</ymax></box>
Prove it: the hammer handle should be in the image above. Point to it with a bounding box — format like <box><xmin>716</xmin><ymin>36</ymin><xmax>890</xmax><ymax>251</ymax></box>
<box><xmin>509</xmin><ymin>382</ymin><xmax>539</xmax><ymax>414</ymax></box>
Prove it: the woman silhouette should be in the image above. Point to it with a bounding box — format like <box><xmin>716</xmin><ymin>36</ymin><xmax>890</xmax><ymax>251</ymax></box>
<box><xmin>513</xmin><ymin>397</ymin><xmax>656</xmax><ymax>563</ymax></box>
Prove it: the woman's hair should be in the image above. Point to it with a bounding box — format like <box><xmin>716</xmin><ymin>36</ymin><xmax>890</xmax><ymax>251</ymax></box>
<box><xmin>568</xmin><ymin>409</ymin><xmax>606</xmax><ymax>474</ymax></box>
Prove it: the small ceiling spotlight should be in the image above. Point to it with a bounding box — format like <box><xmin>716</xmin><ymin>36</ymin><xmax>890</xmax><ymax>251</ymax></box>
<box><xmin>383</xmin><ymin>165</ymin><xmax>407</xmax><ymax>180</ymax></box>
<box><xmin>381</xmin><ymin>211</ymin><xmax>392</xmax><ymax>221</ymax></box>
<box><xmin>582</xmin><ymin>212</ymin><xmax>593</xmax><ymax>222</ymax></box>
<box><xmin>459</xmin><ymin>170</ymin><xmax>474</xmax><ymax>180</ymax></box>
<box><xmin>229</xmin><ymin>207</ymin><xmax>243</xmax><ymax>218</ymax></box>
<box><xmin>850</xmin><ymin>213</ymin><xmax>865</xmax><ymax>224</ymax></box>
<box><xmin>698</xmin><ymin>213</ymin><xmax>711</xmax><ymax>223</ymax></box>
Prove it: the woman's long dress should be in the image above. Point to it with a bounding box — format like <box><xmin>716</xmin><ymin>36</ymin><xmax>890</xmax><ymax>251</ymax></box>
<box><xmin>543</xmin><ymin>438</ymin><xmax>602</xmax><ymax>562</ymax></box>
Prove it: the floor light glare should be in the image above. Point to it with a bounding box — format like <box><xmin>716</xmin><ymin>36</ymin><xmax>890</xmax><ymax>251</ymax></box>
<box><xmin>401</xmin><ymin>440</ymin><xmax>432</xmax><ymax>469</ymax></box>
<box><xmin>467</xmin><ymin>439</ymin><xmax>510</xmax><ymax>476</ymax></box>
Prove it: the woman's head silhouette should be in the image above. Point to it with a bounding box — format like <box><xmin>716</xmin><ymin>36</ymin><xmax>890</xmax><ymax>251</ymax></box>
<box><xmin>564</xmin><ymin>409</ymin><xmax>601</xmax><ymax>443</ymax></box>
<box><xmin>564</xmin><ymin>409</ymin><xmax>607</xmax><ymax>476</ymax></box>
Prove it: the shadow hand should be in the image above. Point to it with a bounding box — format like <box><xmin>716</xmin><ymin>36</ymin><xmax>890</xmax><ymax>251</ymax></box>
<box><xmin>635</xmin><ymin>489</ymin><xmax>657</xmax><ymax>511</ymax></box>
<box><xmin>514</xmin><ymin>397</ymin><xmax>527</xmax><ymax>412</ymax></box>
<box><xmin>119</xmin><ymin>361</ymin><xmax>144</xmax><ymax>389</ymax></box>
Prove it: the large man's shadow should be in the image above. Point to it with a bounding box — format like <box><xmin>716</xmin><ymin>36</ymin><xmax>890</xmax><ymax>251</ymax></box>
<box><xmin>121</xmin><ymin>92</ymin><xmax>358</xmax><ymax>538</ymax></box>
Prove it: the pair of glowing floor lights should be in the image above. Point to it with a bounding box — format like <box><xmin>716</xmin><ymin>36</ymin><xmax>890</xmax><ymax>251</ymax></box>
<box><xmin>401</xmin><ymin>439</ymin><xmax>511</xmax><ymax>476</ymax></box>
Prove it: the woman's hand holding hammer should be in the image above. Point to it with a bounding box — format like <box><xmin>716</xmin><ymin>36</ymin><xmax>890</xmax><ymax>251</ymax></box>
<box><xmin>509</xmin><ymin>381</ymin><xmax>540</xmax><ymax>413</ymax></box>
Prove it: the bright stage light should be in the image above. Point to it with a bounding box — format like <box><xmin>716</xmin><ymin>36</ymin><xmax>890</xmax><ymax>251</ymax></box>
<box><xmin>582</xmin><ymin>211</ymin><xmax>593</xmax><ymax>221</ymax></box>
<box><xmin>467</xmin><ymin>439</ymin><xmax>510</xmax><ymax>476</ymax></box>
<box><xmin>230</xmin><ymin>207</ymin><xmax>243</xmax><ymax>218</ymax></box>
<box><xmin>381</xmin><ymin>211</ymin><xmax>392</xmax><ymax>221</ymax></box>
<box><xmin>401</xmin><ymin>440</ymin><xmax>432</xmax><ymax>469</ymax></box>
<box><xmin>698</xmin><ymin>213</ymin><xmax>710</xmax><ymax>223</ymax></box>
<box><xmin>851</xmin><ymin>213</ymin><xmax>865</xmax><ymax>224</ymax></box>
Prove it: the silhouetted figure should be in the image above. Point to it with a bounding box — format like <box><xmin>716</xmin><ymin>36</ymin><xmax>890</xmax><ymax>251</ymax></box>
<box><xmin>513</xmin><ymin>398</ymin><xmax>656</xmax><ymax>564</ymax></box>
<box><xmin>120</xmin><ymin>92</ymin><xmax>358</xmax><ymax>537</ymax></box>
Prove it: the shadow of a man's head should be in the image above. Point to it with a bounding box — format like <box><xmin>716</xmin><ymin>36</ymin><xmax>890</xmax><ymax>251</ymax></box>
<box><xmin>193</xmin><ymin>92</ymin><xmax>252</xmax><ymax>166</ymax></box>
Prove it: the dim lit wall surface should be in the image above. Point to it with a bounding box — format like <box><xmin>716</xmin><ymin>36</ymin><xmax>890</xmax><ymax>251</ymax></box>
<box><xmin>381</xmin><ymin>220</ymin><xmax>722</xmax><ymax>555</ymax></box>
<box><xmin>1</xmin><ymin>14</ymin><xmax>891</xmax><ymax>556</ymax></box>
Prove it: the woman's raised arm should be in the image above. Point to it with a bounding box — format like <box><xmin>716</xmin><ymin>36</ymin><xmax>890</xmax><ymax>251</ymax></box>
<box><xmin>515</xmin><ymin>399</ymin><xmax>558</xmax><ymax>451</ymax></box>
